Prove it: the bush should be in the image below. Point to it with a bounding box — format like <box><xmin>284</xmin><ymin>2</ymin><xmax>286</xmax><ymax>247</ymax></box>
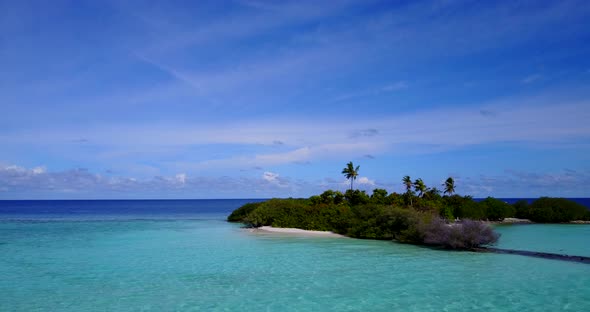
<box><xmin>316</xmin><ymin>190</ymin><xmax>345</xmax><ymax>205</ymax></box>
<box><xmin>422</xmin><ymin>218</ymin><xmax>499</xmax><ymax>249</ymax></box>
<box><xmin>513</xmin><ymin>200</ymin><xmax>529</xmax><ymax>219</ymax></box>
<box><xmin>439</xmin><ymin>205</ymin><xmax>454</xmax><ymax>221</ymax></box>
<box><xmin>243</xmin><ymin>206</ymin><xmax>273</xmax><ymax>227</ymax></box>
<box><xmin>344</xmin><ymin>189</ymin><xmax>370</xmax><ymax>206</ymax></box>
<box><xmin>444</xmin><ymin>195</ymin><xmax>485</xmax><ymax>220</ymax></box>
<box><xmin>227</xmin><ymin>202</ymin><xmax>262</xmax><ymax>222</ymax></box>
<box><xmin>370</xmin><ymin>188</ymin><xmax>389</xmax><ymax>204</ymax></box>
<box><xmin>242</xmin><ymin>199</ymin><xmax>308</xmax><ymax>228</ymax></box>
<box><xmin>347</xmin><ymin>204</ymin><xmax>387</xmax><ymax>239</ymax></box>
<box><xmin>386</xmin><ymin>192</ymin><xmax>405</xmax><ymax>207</ymax></box>
<box><xmin>478</xmin><ymin>197</ymin><xmax>515</xmax><ymax>221</ymax></box>
<box><xmin>241</xmin><ymin>198</ymin><xmax>352</xmax><ymax>231</ymax></box>
<box><xmin>528</xmin><ymin>197</ymin><xmax>589</xmax><ymax>223</ymax></box>
<box><xmin>347</xmin><ymin>205</ymin><xmax>425</xmax><ymax>240</ymax></box>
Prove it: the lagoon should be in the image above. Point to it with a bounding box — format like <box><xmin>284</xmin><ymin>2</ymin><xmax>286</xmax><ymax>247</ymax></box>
<box><xmin>1</xmin><ymin>200</ymin><xmax>589</xmax><ymax>311</ymax></box>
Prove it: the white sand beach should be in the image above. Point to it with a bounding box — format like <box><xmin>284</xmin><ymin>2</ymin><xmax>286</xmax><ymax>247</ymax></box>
<box><xmin>251</xmin><ymin>226</ymin><xmax>346</xmax><ymax>238</ymax></box>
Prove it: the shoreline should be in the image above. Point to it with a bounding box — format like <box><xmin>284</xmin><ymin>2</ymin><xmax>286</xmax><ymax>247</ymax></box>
<box><xmin>486</xmin><ymin>218</ymin><xmax>533</xmax><ymax>225</ymax></box>
<box><xmin>249</xmin><ymin>226</ymin><xmax>346</xmax><ymax>238</ymax></box>
<box><xmin>483</xmin><ymin>218</ymin><xmax>590</xmax><ymax>225</ymax></box>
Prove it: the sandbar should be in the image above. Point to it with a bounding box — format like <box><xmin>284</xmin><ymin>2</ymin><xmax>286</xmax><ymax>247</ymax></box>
<box><xmin>250</xmin><ymin>226</ymin><xmax>346</xmax><ymax>238</ymax></box>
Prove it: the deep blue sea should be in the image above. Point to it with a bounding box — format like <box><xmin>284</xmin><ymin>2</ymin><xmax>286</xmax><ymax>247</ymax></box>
<box><xmin>0</xmin><ymin>199</ymin><xmax>263</xmax><ymax>220</ymax></box>
<box><xmin>1</xmin><ymin>199</ymin><xmax>589</xmax><ymax>311</ymax></box>
<box><xmin>480</xmin><ymin>198</ymin><xmax>590</xmax><ymax>208</ymax></box>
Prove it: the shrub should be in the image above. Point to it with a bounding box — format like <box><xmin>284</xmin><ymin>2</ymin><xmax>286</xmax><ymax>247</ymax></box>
<box><xmin>439</xmin><ymin>205</ymin><xmax>454</xmax><ymax>221</ymax></box>
<box><xmin>386</xmin><ymin>192</ymin><xmax>405</xmax><ymax>207</ymax></box>
<box><xmin>444</xmin><ymin>195</ymin><xmax>471</xmax><ymax>219</ymax></box>
<box><xmin>347</xmin><ymin>204</ymin><xmax>387</xmax><ymax>239</ymax></box>
<box><xmin>441</xmin><ymin>195</ymin><xmax>486</xmax><ymax>220</ymax></box>
<box><xmin>227</xmin><ymin>202</ymin><xmax>262</xmax><ymax>222</ymax></box>
<box><xmin>392</xmin><ymin>210</ymin><xmax>430</xmax><ymax>244</ymax></box>
<box><xmin>417</xmin><ymin>197</ymin><xmax>445</xmax><ymax>214</ymax></box>
<box><xmin>344</xmin><ymin>189</ymin><xmax>370</xmax><ymax>206</ymax></box>
<box><xmin>241</xmin><ymin>198</ymin><xmax>352</xmax><ymax>231</ymax></box>
<box><xmin>318</xmin><ymin>190</ymin><xmax>343</xmax><ymax>205</ymax></box>
<box><xmin>309</xmin><ymin>195</ymin><xmax>322</xmax><ymax>205</ymax></box>
<box><xmin>528</xmin><ymin>197</ymin><xmax>589</xmax><ymax>223</ymax></box>
<box><xmin>242</xmin><ymin>199</ymin><xmax>307</xmax><ymax>228</ymax></box>
<box><xmin>243</xmin><ymin>207</ymin><xmax>272</xmax><ymax>227</ymax></box>
<box><xmin>370</xmin><ymin>188</ymin><xmax>389</xmax><ymax>204</ymax></box>
<box><xmin>513</xmin><ymin>200</ymin><xmax>529</xmax><ymax>219</ymax></box>
<box><xmin>478</xmin><ymin>197</ymin><xmax>515</xmax><ymax>221</ymax></box>
<box><xmin>342</xmin><ymin>205</ymin><xmax>427</xmax><ymax>240</ymax></box>
<box><xmin>422</xmin><ymin>218</ymin><xmax>499</xmax><ymax>249</ymax></box>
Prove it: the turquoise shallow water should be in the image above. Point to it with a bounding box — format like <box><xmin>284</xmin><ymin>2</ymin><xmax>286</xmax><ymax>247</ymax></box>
<box><xmin>494</xmin><ymin>224</ymin><xmax>590</xmax><ymax>257</ymax></box>
<box><xmin>1</xmin><ymin>214</ymin><xmax>589</xmax><ymax>311</ymax></box>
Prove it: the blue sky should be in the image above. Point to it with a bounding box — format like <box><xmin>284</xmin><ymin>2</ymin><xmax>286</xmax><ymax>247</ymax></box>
<box><xmin>1</xmin><ymin>0</ymin><xmax>590</xmax><ymax>199</ymax></box>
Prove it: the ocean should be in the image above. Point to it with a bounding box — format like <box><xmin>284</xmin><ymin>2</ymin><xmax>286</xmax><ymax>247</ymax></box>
<box><xmin>1</xmin><ymin>199</ymin><xmax>589</xmax><ymax>311</ymax></box>
<box><xmin>481</xmin><ymin>198</ymin><xmax>590</xmax><ymax>207</ymax></box>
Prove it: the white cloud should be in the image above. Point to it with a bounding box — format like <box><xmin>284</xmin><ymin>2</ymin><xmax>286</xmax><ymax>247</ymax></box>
<box><xmin>1</xmin><ymin>93</ymin><xmax>589</xmax><ymax>173</ymax></box>
<box><xmin>175</xmin><ymin>173</ymin><xmax>186</xmax><ymax>184</ymax></box>
<box><xmin>2</xmin><ymin>164</ymin><xmax>589</xmax><ymax>198</ymax></box>
<box><xmin>261</xmin><ymin>171</ymin><xmax>291</xmax><ymax>189</ymax></box>
<box><xmin>32</xmin><ymin>166</ymin><xmax>46</xmax><ymax>174</ymax></box>
<box><xmin>262</xmin><ymin>171</ymin><xmax>279</xmax><ymax>183</ymax></box>
<box><xmin>0</xmin><ymin>165</ymin><xmax>307</xmax><ymax>198</ymax></box>
<box><xmin>460</xmin><ymin>169</ymin><xmax>590</xmax><ymax>197</ymax></box>
<box><xmin>357</xmin><ymin>176</ymin><xmax>375</xmax><ymax>186</ymax></box>
<box><xmin>339</xmin><ymin>176</ymin><xmax>376</xmax><ymax>190</ymax></box>
<box><xmin>4</xmin><ymin>165</ymin><xmax>25</xmax><ymax>172</ymax></box>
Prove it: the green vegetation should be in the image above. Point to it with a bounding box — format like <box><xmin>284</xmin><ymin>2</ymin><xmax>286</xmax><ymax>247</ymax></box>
<box><xmin>514</xmin><ymin>197</ymin><xmax>590</xmax><ymax>223</ymax></box>
<box><xmin>228</xmin><ymin>189</ymin><xmax>502</xmax><ymax>249</ymax></box>
<box><xmin>227</xmin><ymin>202</ymin><xmax>262</xmax><ymax>222</ymax></box>
<box><xmin>228</xmin><ymin>163</ymin><xmax>590</xmax><ymax>250</ymax></box>
<box><xmin>478</xmin><ymin>197</ymin><xmax>515</xmax><ymax>221</ymax></box>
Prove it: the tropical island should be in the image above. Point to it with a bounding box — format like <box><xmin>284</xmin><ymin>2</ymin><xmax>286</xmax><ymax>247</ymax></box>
<box><xmin>229</xmin><ymin>162</ymin><xmax>590</xmax><ymax>251</ymax></box>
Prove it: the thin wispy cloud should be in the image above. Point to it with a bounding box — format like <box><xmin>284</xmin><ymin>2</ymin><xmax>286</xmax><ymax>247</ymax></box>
<box><xmin>522</xmin><ymin>74</ymin><xmax>543</xmax><ymax>84</ymax></box>
<box><xmin>350</xmin><ymin>129</ymin><xmax>380</xmax><ymax>138</ymax></box>
<box><xmin>461</xmin><ymin>169</ymin><xmax>590</xmax><ymax>197</ymax></box>
<box><xmin>1</xmin><ymin>0</ymin><xmax>589</xmax><ymax>198</ymax></box>
<box><xmin>0</xmin><ymin>165</ymin><xmax>305</xmax><ymax>199</ymax></box>
<box><xmin>479</xmin><ymin>110</ymin><xmax>497</xmax><ymax>118</ymax></box>
<box><xmin>382</xmin><ymin>81</ymin><xmax>408</xmax><ymax>92</ymax></box>
<box><xmin>3</xmin><ymin>94</ymin><xmax>587</xmax><ymax>150</ymax></box>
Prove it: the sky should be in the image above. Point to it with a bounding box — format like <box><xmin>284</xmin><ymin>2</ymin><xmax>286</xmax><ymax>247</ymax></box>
<box><xmin>1</xmin><ymin>0</ymin><xmax>590</xmax><ymax>199</ymax></box>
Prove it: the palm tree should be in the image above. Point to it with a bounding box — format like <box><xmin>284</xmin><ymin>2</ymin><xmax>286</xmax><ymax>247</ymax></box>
<box><xmin>402</xmin><ymin>175</ymin><xmax>413</xmax><ymax>207</ymax></box>
<box><xmin>342</xmin><ymin>161</ymin><xmax>360</xmax><ymax>190</ymax></box>
<box><xmin>443</xmin><ymin>177</ymin><xmax>455</xmax><ymax>196</ymax></box>
<box><xmin>413</xmin><ymin>178</ymin><xmax>427</xmax><ymax>198</ymax></box>
<box><xmin>425</xmin><ymin>187</ymin><xmax>441</xmax><ymax>199</ymax></box>
<box><xmin>402</xmin><ymin>176</ymin><xmax>412</xmax><ymax>192</ymax></box>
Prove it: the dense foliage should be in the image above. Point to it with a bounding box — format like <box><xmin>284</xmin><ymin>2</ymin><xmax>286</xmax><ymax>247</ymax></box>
<box><xmin>228</xmin><ymin>188</ymin><xmax>507</xmax><ymax>249</ymax></box>
<box><xmin>227</xmin><ymin>202</ymin><xmax>262</xmax><ymax>222</ymax></box>
<box><xmin>228</xmin><ymin>171</ymin><xmax>589</xmax><ymax>249</ymax></box>
<box><xmin>515</xmin><ymin>197</ymin><xmax>590</xmax><ymax>223</ymax></box>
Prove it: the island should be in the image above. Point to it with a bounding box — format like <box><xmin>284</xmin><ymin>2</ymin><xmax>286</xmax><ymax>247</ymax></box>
<box><xmin>229</xmin><ymin>162</ymin><xmax>590</xmax><ymax>252</ymax></box>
